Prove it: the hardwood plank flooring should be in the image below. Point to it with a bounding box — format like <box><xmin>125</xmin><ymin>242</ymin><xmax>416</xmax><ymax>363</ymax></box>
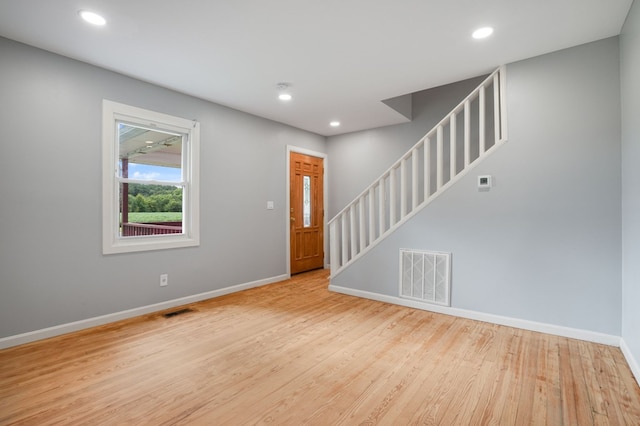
<box><xmin>1</xmin><ymin>269</ymin><xmax>639</xmax><ymax>425</ymax></box>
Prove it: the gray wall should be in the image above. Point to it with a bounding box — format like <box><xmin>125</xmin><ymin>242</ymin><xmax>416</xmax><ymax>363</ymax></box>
<box><xmin>326</xmin><ymin>76</ymin><xmax>486</xmax><ymax>218</ymax></box>
<box><xmin>621</xmin><ymin>0</ymin><xmax>640</xmax><ymax>368</ymax></box>
<box><xmin>330</xmin><ymin>37</ymin><xmax>622</xmax><ymax>335</ymax></box>
<box><xmin>0</xmin><ymin>37</ymin><xmax>325</xmax><ymax>338</ymax></box>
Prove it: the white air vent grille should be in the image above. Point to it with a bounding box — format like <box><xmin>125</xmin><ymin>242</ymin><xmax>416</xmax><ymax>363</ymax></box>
<box><xmin>399</xmin><ymin>249</ymin><xmax>451</xmax><ymax>306</ymax></box>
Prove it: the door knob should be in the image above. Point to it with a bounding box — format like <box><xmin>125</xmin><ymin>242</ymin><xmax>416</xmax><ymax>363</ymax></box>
<box><xmin>290</xmin><ymin>217</ymin><xmax>295</xmax><ymax>222</ymax></box>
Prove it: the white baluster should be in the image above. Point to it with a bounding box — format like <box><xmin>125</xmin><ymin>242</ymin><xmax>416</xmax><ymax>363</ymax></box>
<box><xmin>400</xmin><ymin>158</ymin><xmax>407</xmax><ymax>219</ymax></box>
<box><xmin>330</xmin><ymin>220</ymin><xmax>338</xmax><ymax>271</ymax></box>
<box><xmin>341</xmin><ymin>212</ymin><xmax>348</xmax><ymax>265</ymax></box>
<box><xmin>412</xmin><ymin>148</ymin><xmax>419</xmax><ymax>210</ymax></box>
<box><xmin>500</xmin><ymin>68</ymin><xmax>508</xmax><ymax>142</ymax></box>
<box><xmin>350</xmin><ymin>204</ymin><xmax>357</xmax><ymax>257</ymax></box>
<box><xmin>450</xmin><ymin>114</ymin><xmax>457</xmax><ymax>179</ymax></box>
<box><xmin>389</xmin><ymin>168</ymin><xmax>396</xmax><ymax>225</ymax></box>
<box><xmin>493</xmin><ymin>73</ymin><xmax>500</xmax><ymax>143</ymax></box>
<box><xmin>479</xmin><ymin>85</ymin><xmax>486</xmax><ymax>154</ymax></box>
<box><xmin>464</xmin><ymin>100</ymin><xmax>470</xmax><ymax>167</ymax></box>
<box><xmin>437</xmin><ymin>125</ymin><xmax>443</xmax><ymax>190</ymax></box>
<box><xmin>368</xmin><ymin>187</ymin><xmax>376</xmax><ymax>243</ymax></box>
<box><xmin>359</xmin><ymin>197</ymin><xmax>366</xmax><ymax>251</ymax></box>
<box><xmin>424</xmin><ymin>138</ymin><xmax>431</xmax><ymax>200</ymax></box>
<box><xmin>378</xmin><ymin>179</ymin><xmax>386</xmax><ymax>236</ymax></box>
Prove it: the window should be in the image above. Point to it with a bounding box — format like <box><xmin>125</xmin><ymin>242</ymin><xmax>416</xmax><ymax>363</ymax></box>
<box><xmin>102</xmin><ymin>100</ymin><xmax>199</xmax><ymax>254</ymax></box>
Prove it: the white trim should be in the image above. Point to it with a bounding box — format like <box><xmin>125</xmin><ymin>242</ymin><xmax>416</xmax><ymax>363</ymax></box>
<box><xmin>328</xmin><ymin>284</ymin><xmax>621</xmax><ymax>346</ymax></box>
<box><xmin>0</xmin><ymin>274</ymin><xmax>288</xmax><ymax>350</ymax></box>
<box><xmin>620</xmin><ymin>338</ymin><xmax>640</xmax><ymax>386</ymax></box>
<box><xmin>285</xmin><ymin>145</ymin><xmax>328</xmax><ymax>275</ymax></box>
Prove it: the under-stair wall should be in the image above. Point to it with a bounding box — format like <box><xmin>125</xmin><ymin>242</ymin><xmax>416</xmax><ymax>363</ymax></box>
<box><xmin>326</xmin><ymin>37</ymin><xmax>622</xmax><ymax>338</ymax></box>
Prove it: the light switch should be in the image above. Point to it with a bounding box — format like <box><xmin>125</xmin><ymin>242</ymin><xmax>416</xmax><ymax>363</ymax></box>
<box><xmin>267</xmin><ymin>201</ymin><xmax>274</xmax><ymax>210</ymax></box>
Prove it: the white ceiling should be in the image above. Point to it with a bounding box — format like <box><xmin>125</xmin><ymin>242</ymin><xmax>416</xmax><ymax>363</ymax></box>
<box><xmin>0</xmin><ymin>0</ymin><xmax>633</xmax><ymax>136</ymax></box>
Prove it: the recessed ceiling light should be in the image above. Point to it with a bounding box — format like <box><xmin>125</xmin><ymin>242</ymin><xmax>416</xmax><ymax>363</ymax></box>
<box><xmin>79</xmin><ymin>10</ymin><xmax>106</xmax><ymax>26</ymax></box>
<box><xmin>145</xmin><ymin>140</ymin><xmax>154</xmax><ymax>144</ymax></box>
<box><xmin>278</xmin><ymin>93</ymin><xmax>292</xmax><ymax>101</ymax></box>
<box><xmin>330</xmin><ymin>121</ymin><xmax>340</xmax><ymax>127</ymax></box>
<box><xmin>472</xmin><ymin>27</ymin><xmax>493</xmax><ymax>39</ymax></box>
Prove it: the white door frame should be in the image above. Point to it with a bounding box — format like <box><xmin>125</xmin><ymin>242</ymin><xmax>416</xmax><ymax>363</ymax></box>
<box><xmin>286</xmin><ymin>145</ymin><xmax>328</xmax><ymax>276</ymax></box>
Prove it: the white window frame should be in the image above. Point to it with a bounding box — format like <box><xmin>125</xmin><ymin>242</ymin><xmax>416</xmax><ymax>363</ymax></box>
<box><xmin>102</xmin><ymin>100</ymin><xmax>200</xmax><ymax>254</ymax></box>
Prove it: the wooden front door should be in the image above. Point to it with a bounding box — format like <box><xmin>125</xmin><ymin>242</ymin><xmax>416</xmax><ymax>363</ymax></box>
<box><xmin>290</xmin><ymin>152</ymin><xmax>324</xmax><ymax>274</ymax></box>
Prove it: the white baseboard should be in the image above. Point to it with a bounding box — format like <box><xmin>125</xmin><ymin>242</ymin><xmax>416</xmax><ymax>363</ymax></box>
<box><xmin>328</xmin><ymin>284</ymin><xmax>621</xmax><ymax>347</ymax></box>
<box><xmin>0</xmin><ymin>274</ymin><xmax>289</xmax><ymax>350</ymax></box>
<box><xmin>620</xmin><ymin>338</ymin><xmax>640</xmax><ymax>386</ymax></box>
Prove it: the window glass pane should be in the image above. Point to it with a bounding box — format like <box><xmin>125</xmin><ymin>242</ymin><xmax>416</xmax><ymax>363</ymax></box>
<box><xmin>117</xmin><ymin>122</ymin><xmax>184</xmax><ymax>237</ymax></box>
<box><xmin>119</xmin><ymin>183</ymin><xmax>183</xmax><ymax>237</ymax></box>
<box><xmin>118</xmin><ymin>123</ymin><xmax>183</xmax><ymax>183</ymax></box>
<box><xmin>303</xmin><ymin>175</ymin><xmax>311</xmax><ymax>227</ymax></box>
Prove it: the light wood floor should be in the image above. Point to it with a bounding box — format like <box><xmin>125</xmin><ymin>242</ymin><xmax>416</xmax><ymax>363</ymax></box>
<box><xmin>1</xmin><ymin>269</ymin><xmax>639</xmax><ymax>425</ymax></box>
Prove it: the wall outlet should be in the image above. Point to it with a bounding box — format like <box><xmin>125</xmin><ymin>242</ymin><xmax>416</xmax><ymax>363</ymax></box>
<box><xmin>160</xmin><ymin>274</ymin><xmax>168</xmax><ymax>287</ymax></box>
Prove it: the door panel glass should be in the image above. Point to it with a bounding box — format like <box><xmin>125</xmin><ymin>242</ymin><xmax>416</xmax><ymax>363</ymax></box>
<box><xmin>303</xmin><ymin>175</ymin><xmax>311</xmax><ymax>227</ymax></box>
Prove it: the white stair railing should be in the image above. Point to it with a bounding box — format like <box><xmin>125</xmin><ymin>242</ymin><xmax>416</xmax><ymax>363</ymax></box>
<box><xmin>329</xmin><ymin>67</ymin><xmax>508</xmax><ymax>277</ymax></box>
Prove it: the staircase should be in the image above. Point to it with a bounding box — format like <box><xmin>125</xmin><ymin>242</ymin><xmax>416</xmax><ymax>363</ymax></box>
<box><xmin>329</xmin><ymin>67</ymin><xmax>508</xmax><ymax>278</ymax></box>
